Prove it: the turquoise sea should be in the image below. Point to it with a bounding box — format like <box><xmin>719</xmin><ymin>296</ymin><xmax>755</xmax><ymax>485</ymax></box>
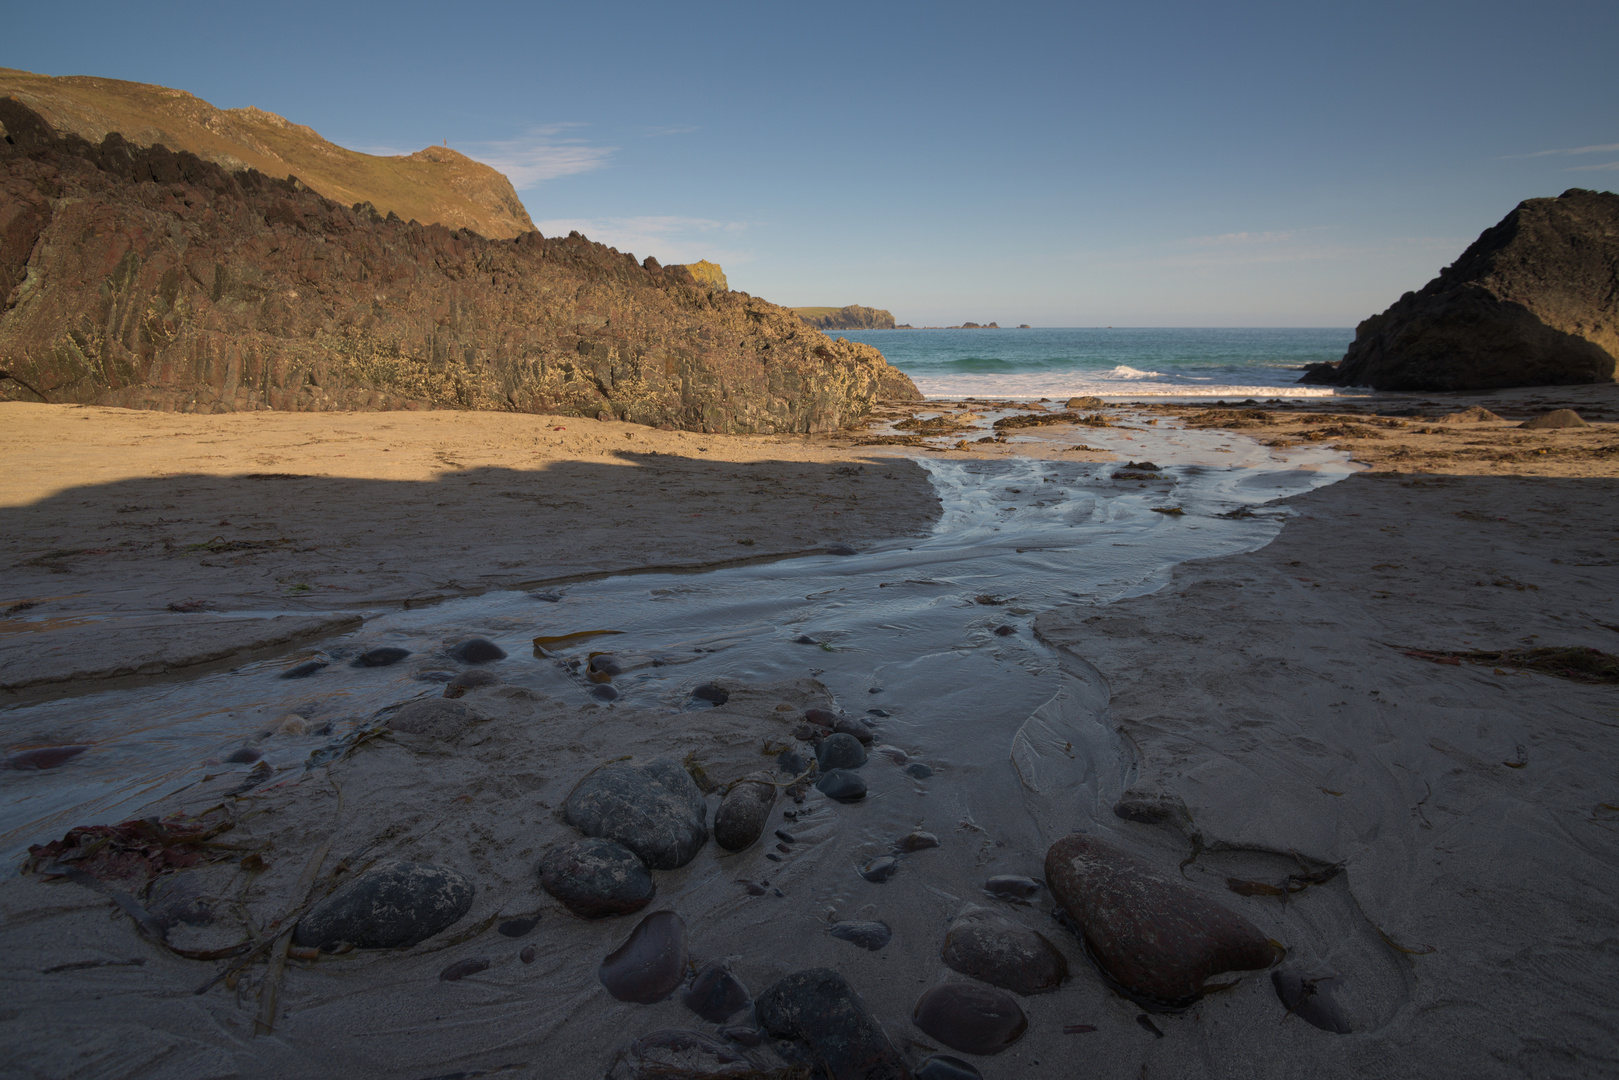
<box><xmin>835</xmin><ymin>327</ymin><xmax>1357</xmax><ymax>400</ymax></box>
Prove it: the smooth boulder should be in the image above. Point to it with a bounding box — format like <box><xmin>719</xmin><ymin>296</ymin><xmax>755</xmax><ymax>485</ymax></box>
<box><xmin>911</xmin><ymin>983</ymin><xmax>1027</xmax><ymax>1056</ymax></box>
<box><xmin>714</xmin><ymin>776</ymin><xmax>777</xmax><ymax>851</ymax></box>
<box><xmin>682</xmin><ymin>959</ymin><xmax>751</xmax><ymax>1023</ymax></box>
<box><xmin>817</xmin><ymin>733</ymin><xmax>867</xmax><ymax>771</ymax></box>
<box><xmin>755</xmin><ymin>968</ymin><xmax>908</xmax><ymax>1080</ymax></box>
<box><xmin>941</xmin><ymin>905</ymin><xmax>1066</xmax><ymax>995</ymax></box>
<box><xmin>449</xmin><ymin>637</ymin><xmax>507</xmax><ymax>663</ymax></box>
<box><xmin>1045</xmin><ymin>832</ymin><xmax>1282</xmax><ymax>1007</ymax></box>
<box><xmin>538</xmin><ymin>838</ymin><xmax>654</xmax><ymax>918</ymax></box>
<box><xmin>565</xmin><ymin>757</ymin><xmax>710</xmax><ymax>870</ymax></box>
<box><xmin>599</xmin><ymin>910</ymin><xmax>688</xmax><ymax>1004</ymax></box>
<box><xmin>293</xmin><ymin>860</ymin><xmax>473</xmax><ymax>950</ymax></box>
<box><xmin>816</xmin><ymin>769</ymin><xmax>867</xmax><ymax>802</ymax></box>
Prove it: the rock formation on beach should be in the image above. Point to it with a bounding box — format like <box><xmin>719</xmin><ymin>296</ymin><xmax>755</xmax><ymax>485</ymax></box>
<box><xmin>1303</xmin><ymin>188</ymin><xmax>1619</xmax><ymax>391</ymax></box>
<box><xmin>0</xmin><ymin>99</ymin><xmax>919</xmax><ymax>430</ymax></box>
<box><xmin>0</xmin><ymin>67</ymin><xmax>534</xmax><ymax>239</ymax></box>
<box><xmin>792</xmin><ymin>304</ymin><xmax>897</xmax><ymax>330</ymax></box>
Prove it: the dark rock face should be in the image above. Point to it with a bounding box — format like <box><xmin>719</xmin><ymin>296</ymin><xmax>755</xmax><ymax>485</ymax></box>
<box><xmin>599</xmin><ymin>910</ymin><xmax>688</xmax><ymax>1004</ymax></box>
<box><xmin>911</xmin><ymin>983</ymin><xmax>1027</xmax><ymax>1056</ymax></box>
<box><xmin>564</xmin><ymin>757</ymin><xmax>709</xmax><ymax>870</ymax></box>
<box><xmin>388</xmin><ymin>698</ymin><xmax>484</xmax><ymax>739</ymax></box>
<box><xmin>538</xmin><ymin>837</ymin><xmax>654</xmax><ymax>918</ymax></box>
<box><xmin>817</xmin><ymin>733</ymin><xmax>867</xmax><ymax>771</ymax></box>
<box><xmin>1044</xmin><ymin>832</ymin><xmax>1282</xmax><ymax>1008</ymax></box>
<box><xmin>682</xmin><ymin>959</ymin><xmax>752</xmax><ymax>1023</ymax></box>
<box><xmin>755</xmin><ymin>968</ymin><xmax>909</xmax><ymax>1080</ymax></box>
<box><xmin>1302</xmin><ymin>189</ymin><xmax>1619</xmax><ymax>391</ymax></box>
<box><xmin>713</xmin><ymin>777</ymin><xmax>777</xmax><ymax>852</ymax></box>
<box><xmin>293</xmin><ymin>860</ymin><xmax>473</xmax><ymax>949</ymax></box>
<box><xmin>940</xmin><ymin>905</ymin><xmax>1067</xmax><ymax>995</ymax></box>
<box><xmin>0</xmin><ymin>99</ymin><xmax>920</xmax><ymax>429</ymax></box>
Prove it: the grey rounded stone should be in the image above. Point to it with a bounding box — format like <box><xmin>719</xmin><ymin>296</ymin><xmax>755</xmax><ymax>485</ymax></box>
<box><xmin>911</xmin><ymin>983</ymin><xmax>1027</xmax><ymax>1056</ymax></box>
<box><xmin>599</xmin><ymin>910</ymin><xmax>687</xmax><ymax>1003</ymax></box>
<box><xmin>905</xmin><ymin>762</ymin><xmax>934</xmax><ymax>779</ymax></box>
<box><xmin>941</xmin><ymin>904</ymin><xmax>1067</xmax><ymax>995</ymax></box>
<box><xmin>293</xmin><ymin>860</ymin><xmax>473</xmax><ymax>949</ymax></box>
<box><xmin>816</xmin><ymin>733</ymin><xmax>866</xmax><ymax>771</ymax></box>
<box><xmin>682</xmin><ymin>959</ymin><xmax>751</xmax><ymax>1023</ymax></box>
<box><xmin>449</xmin><ymin>637</ymin><xmax>507</xmax><ymax>663</ymax></box>
<box><xmin>388</xmin><ymin>698</ymin><xmax>484</xmax><ymax>739</ymax></box>
<box><xmin>352</xmin><ymin>647</ymin><xmax>411</xmax><ymax>667</ymax></box>
<box><xmin>714</xmin><ymin>777</ymin><xmax>777</xmax><ymax>852</ymax></box>
<box><xmin>833</xmin><ymin>716</ymin><xmax>874</xmax><ymax>743</ymax></box>
<box><xmin>816</xmin><ymin>769</ymin><xmax>867</xmax><ymax>803</ymax></box>
<box><xmin>860</xmin><ymin>856</ymin><xmax>899</xmax><ymax>883</ymax></box>
<box><xmin>828</xmin><ymin>920</ymin><xmax>891</xmax><ymax>951</ymax></box>
<box><xmin>564</xmin><ymin>757</ymin><xmax>710</xmax><ymax>870</ymax></box>
<box><xmin>539</xmin><ymin>838</ymin><xmax>654</xmax><ymax>918</ymax></box>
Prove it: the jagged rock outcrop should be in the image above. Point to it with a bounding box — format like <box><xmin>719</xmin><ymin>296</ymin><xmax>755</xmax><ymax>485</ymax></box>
<box><xmin>0</xmin><ymin>100</ymin><xmax>919</xmax><ymax>430</ymax></box>
<box><xmin>793</xmin><ymin>305</ymin><xmax>896</xmax><ymax>330</ymax></box>
<box><xmin>1303</xmin><ymin>189</ymin><xmax>1619</xmax><ymax>390</ymax></box>
<box><xmin>0</xmin><ymin>67</ymin><xmax>534</xmax><ymax>239</ymax></box>
<box><xmin>674</xmin><ymin>260</ymin><xmax>727</xmax><ymax>291</ymax></box>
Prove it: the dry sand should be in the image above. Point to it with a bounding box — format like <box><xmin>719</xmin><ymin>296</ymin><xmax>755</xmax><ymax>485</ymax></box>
<box><xmin>1</xmin><ymin>387</ymin><xmax>1617</xmax><ymax>1079</ymax></box>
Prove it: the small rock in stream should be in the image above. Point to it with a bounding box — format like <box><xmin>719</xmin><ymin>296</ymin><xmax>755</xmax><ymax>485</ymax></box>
<box><xmin>498</xmin><ymin>914</ymin><xmax>542</xmax><ymax>937</ymax></box>
<box><xmin>911</xmin><ymin>983</ymin><xmax>1028</xmax><ymax>1056</ymax></box>
<box><xmin>439</xmin><ymin>956</ymin><xmax>491</xmax><ymax>981</ymax></box>
<box><xmin>828</xmin><ymin>920</ymin><xmax>891</xmax><ymax>951</ymax></box>
<box><xmin>713</xmin><ymin>776</ymin><xmax>777</xmax><ymax>851</ymax></box>
<box><xmin>755</xmin><ymin>968</ymin><xmax>908</xmax><ymax>1079</ymax></box>
<box><xmin>941</xmin><ymin>905</ymin><xmax>1068</xmax><ymax>995</ymax></box>
<box><xmin>792</xmin><ymin>634</ymin><xmax>819</xmax><ymax>645</ymax></box>
<box><xmin>816</xmin><ymin>769</ymin><xmax>867</xmax><ymax>803</ymax></box>
<box><xmin>539</xmin><ymin>838</ymin><xmax>655</xmax><ymax>918</ymax></box>
<box><xmin>993</xmin><ymin>624</ymin><xmax>1016</xmax><ymax>637</ymax></box>
<box><xmin>599</xmin><ymin>910</ymin><xmax>688</xmax><ymax>1004</ymax></box>
<box><xmin>565</xmin><ymin>757</ymin><xmax>710</xmax><ymax>870</ymax></box>
<box><xmin>225</xmin><ymin>747</ymin><xmax>262</xmax><ymax>764</ymax></box>
<box><xmin>823</xmin><ymin>543</ymin><xmax>858</xmax><ymax>556</ymax></box>
<box><xmin>916</xmin><ymin>1055</ymin><xmax>985</xmax><ymax>1080</ymax></box>
<box><xmin>449</xmin><ymin>637</ymin><xmax>507</xmax><ymax>664</ymax></box>
<box><xmin>280</xmin><ymin>659</ymin><xmax>328</xmax><ymax>679</ymax></box>
<box><xmin>1272</xmin><ymin>968</ymin><xmax>1353</xmax><ymax>1033</ymax></box>
<box><xmin>352</xmin><ymin>647</ymin><xmax>411</xmax><ymax>667</ymax></box>
<box><xmin>860</xmin><ymin>856</ymin><xmax>899</xmax><ymax>883</ymax></box>
<box><xmin>905</xmin><ymin>762</ymin><xmax>934</xmax><ymax>779</ymax></box>
<box><xmin>682</xmin><ymin>959</ymin><xmax>751</xmax><ymax>1023</ymax></box>
<box><xmin>293</xmin><ymin>860</ymin><xmax>473</xmax><ymax>950</ymax></box>
<box><xmin>816</xmin><ymin>733</ymin><xmax>867</xmax><ymax>771</ymax></box>
<box><xmin>834</xmin><ymin>716</ymin><xmax>875</xmax><ymax>743</ymax></box>
<box><xmin>691</xmin><ymin>681</ymin><xmax>729</xmax><ymax>704</ymax></box>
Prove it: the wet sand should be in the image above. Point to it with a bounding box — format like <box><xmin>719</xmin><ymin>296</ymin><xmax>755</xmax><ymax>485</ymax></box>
<box><xmin>2</xmin><ymin>387</ymin><xmax>1617</xmax><ymax>1078</ymax></box>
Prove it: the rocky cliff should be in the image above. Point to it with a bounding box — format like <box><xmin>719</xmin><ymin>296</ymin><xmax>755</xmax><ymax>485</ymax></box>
<box><xmin>793</xmin><ymin>305</ymin><xmax>896</xmax><ymax>330</ymax></box>
<box><xmin>0</xmin><ymin>100</ymin><xmax>920</xmax><ymax>431</ymax></box>
<box><xmin>676</xmin><ymin>260</ymin><xmax>727</xmax><ymax>291</ymax></box>
<box><xmin>1303</xmin><ymin>189</ymin><xmax>1619</xmax><ymax>391</ymax></box>
<box><xmin>0</xmin><ymin>67</ymin><xmax>534</xmax><ymax>239</ymax></box>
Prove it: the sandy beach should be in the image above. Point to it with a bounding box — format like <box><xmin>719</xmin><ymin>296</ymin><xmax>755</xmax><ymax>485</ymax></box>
<box><xmin>1</xmin><ymin>388</ymin><xmax>1616</xmax><ymax>1079</ymax></box>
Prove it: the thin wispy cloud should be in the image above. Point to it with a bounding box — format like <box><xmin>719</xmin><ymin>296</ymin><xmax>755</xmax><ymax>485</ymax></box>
<box><xmin>466</xmin><ymin>124</ymin><xmax>615</xmax><ymax>187</ymax></box>
<box><xmin>643</xmin><ymin>125</ymin><xmax>699</xmax><ymax>137</ymax></box>
<box><xmin>1184</xmin><ymin>230</ymin><xmax>1300</xmax><ymax>247</ymax></box>
<box><xmin>534</xmin><ymin>215</ymin><xmax>754</xmax><ymax>266</ymax></box>
<box><xmin>1508</xmin><ymin>142</ymin><xmax>1619</xmax><ymax>159</ymax></box>
<box><xmin>1569</xmin><ymin>160</ymin><xmax>1619</xmax><ymax>172</ymax></box>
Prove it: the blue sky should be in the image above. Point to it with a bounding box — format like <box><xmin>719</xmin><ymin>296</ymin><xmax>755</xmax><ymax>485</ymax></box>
<box><xmin>7</xmin><ymin>0</ymin><xmax>1617</xmax><ymax>325</ymax></box>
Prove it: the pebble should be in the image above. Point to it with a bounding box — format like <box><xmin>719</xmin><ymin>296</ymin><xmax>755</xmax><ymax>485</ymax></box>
<box><xmin>389</xmin><ymin>698</ymin><xmax>485</xmax><ymax>739</ymax></box>
<box><xmin>280</xmin><ymin>659</ymin><xmax>328</xmax><ymax>679</ymax></box>
<box><xmin>755</xmin><ymin>968</ymin><xmax>907</xmax><ymax>1078</ymax></box>
<box><xmin>905</xmin><ymin>762</ymin><xmax>934</xmax><ymax>779</ymax></box>
<box><xmin>993</xmin><ymin>624</ymin><xmax>1016</xmax><ymax>637</ymax></box>
<box><xmin>874</xmin><ymin>746</ymin><xmax>909</xmax><ymax>765</ymax></box>
<box><xmin>833</xmin><ymin>716</ymin><xmax>875</xmax><ymax>743</ymax></box>
<box><xmin>776</xmin><ymin>747</ymin><xmax>809</xmax><ymax>775</ymax></box>
<box><xmin>274</xmin><ymin>714</ymin><xmax>308</xmax><ymax>736</ymax></box>
<box><xmin>860</xmin><ymin>856</ymin><xmax>899</xmax><ymax>883</ymax></box>
<box><xmin>439</xmin><ymin>956</ymin><xmax>491</xmax><ymax>981</ymax></box>
<box><xmin>792</xmin><ymin>634</ymin><xmax>819</xmax><ymax>645</ymax></box>
<box><xmin>815</xmin><ymin>769</ymin><xmax>866</xmax><ymax>802</ymax></box>
<box><xmin>983</xmin><ymin>875</ymin><xmax>1043</xmax><ymax>900</ymax></box>
<box><xmin>520</xmin><ymin>944</ymin><xmax>537</xmax><ymax>963</ymax></box>
<box><xmin>591</xmin><ymin>681</ymin><xmax>621</xmax><ymax>701</ymax></box>
<box><xmin>1045</xmin><ymin>832</ymin><xmax>1283</xmax><ymax>1008</ymax></box>
<box><xmin>911</xmin><ymin>983</ymin><xmax>1028</xmax><ymax>1056</ymax></box>
<box><xmin>803</xmin><ymin>707</ymin><xmax>839</xmax><ymax>728</ymax></box>
<box><xmin>3</xmin><ymin>745</ymin><xmax>89</xmax><ymax>770</ymax></box>
<box><xmin>916</xmin><ymin>1055</ymin><xmax>984</xmax><ymax>1080</ymax></box>
<box><xmin>941</xmin><ymin>905</ymin><xmax>1068</xmax><ymax>995</ymax></box>
<box><xmin>713</xmin><ymin>777</ymin><xmax>777</xmax><ymax>851</ymax></box>
<box><xmin>1112</xmin><ymin>788</ymin><xmax>1193</xmax><ymax>827</ymax></box>
<box><xmin>774</xmin><ymin>829</ymin><xmax>796</xmax><ymax>844</ymax></box>
<box><xmin>442</xmin><ymin>669</ymin><xmax>499</xmax><ymax>698</ymax></box>
<box><xmin>565</xmin><ymin>757</ymin><xmax>710</xmax><ymax>870</ymax></box>
<box><xmin>896</xmin><ymin>830</ymin><xmax>940</xmax><ymax>852</ymax></box>
<box><xmin>539</xmin><ymin>838</ymin><xmax>655</xmax><ymax>918</ymax></box>
<box><xmin>588</xmin><ymin>654</ymin><xmax>623</xmax><ymax>679</ymax></box>
<box><xmin>816</xmin><ymin>733</ymin><xmax>867</xmax><ymax>771</ymax></box>
<box><xmin>498</xmin><ymin>914</ymin><xmax>542</xmax><ymax>937</ymax></box>
<box><xmin>352</xmin><ymin>647</ymin><xmax>411</xmax><ymax>667</ymax></box>
<box><xmin>599</xmin><ymin>910</ymin><xmax>688</xmax><ymax>1004</ymax></box>
<box><xmin>828</xmin><ymin>920</ymin><xmax>891</xmax><ymax>951</ymax></box>
<box><xmin>691</xmin><ymin>682</ymin><xmax>729</xmax><ymax>704</ymax></box>
<box><xmin>682</xmin><ymin>959</ymin><xmax>751</xmax><ymax>1023</ymax></box>
<box><xmin>293</xmin><ymin>860</ymin><xmax>474</xmax><ymax>950</ymax></box>
<box><xmin>1272</xmin><ymin>968</ymin><xmax>1353</xmax><ymax>1033</ymax></box>
<box><xmin>529</xmin><ymin>591</ymin><xmax>564</xmax><ymax>602</ymax></box>
<box><xmin>449</xmin><ymin>637</ymin><xmax>506</xmax><ymax>664</ymax></box>
<box><xmin>225</xmin><ymin>747</ymin><xmax>262</xmax><ymax>764</ymax></box>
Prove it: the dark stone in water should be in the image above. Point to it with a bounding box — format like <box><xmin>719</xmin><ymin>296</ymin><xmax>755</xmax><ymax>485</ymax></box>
<box><xmin>352</xmin><ymin>647</ymin><xmax>411</xmax><ymax>667</ymax></box>
<box><xmin>449</xmin><ymin>637</ymin><xmax>506</xmax><ymax>664</ymax></box>
<box><xmin>691</xmin><ymin>681</ymin><xmax>729</xmax><ymax>704</ymax></box>
<box><xmin>389</xmin><ymin>698</ymin><xmax>485</xmax><ymax>739</ymax></box>
<box><xmin>896</xmin><ymin>830</ymin><xmax>939</xmax><ymax>852</ymax></box>
<box><xmin>860</xmin><ymin>856</ymin><xmax>899</xmax><ymax>883</ymax></box>
<box><xmin>916</xmin><ymin>1055</ymin><xmax>984</xmax><ymax>1080</ymax></box>
<box><xmin>803</xmin><ymin>707</ymin><xmax>839</xmax><ymax>728</ymax></box>
<box><xmin>609</xmin><ymin>1029</ymin><xmax>754</xmax><ymax>1079</ymax></box>
<box><xmin>520</xmin><ymin>944</ymin><xmax>537</xmax><ymax>963</ymax></box>
<box><xmin>293</xmin><ymin>860</ymin><xmax>473</xmax><ymax>950</ymax></box>
<box><xmin>834</xmin><ymin>716</ymin><xmax>874</xmax><ymax>743</ymax></box>
<box><xmin>443</xmin><ymin>668</ymin><xmax>499</xmax><ymax>698</ymax></box>
<box><xmin>714</xmin><ymin>777</ymin><xmax>777</xmax><ymax>852</ymax></box>
<box><xmin>817</xmin><ymin>733</ymin><xmax>867</xmax><ymax>771</ymax></box>
<box><xmin>993</xmin><ymin>624</ymin><xmax>1016</xmax><ymax>637</ymax></box>
<box><xmin>905</xmin><ymin>762</ymin><xmax>934</xmax><ymax>779</ymax></box>
<box><xmin>755</xmin><ymin>968</ymin><xmax>908</xmax><ymax>1080</ymax></box>
<box><xmin>1045</xmin><ymin>832</ymin><xmax>1283</xmax><ymax>1008</ymax></box>
<box><xmin>941</xmin><ymin>905</ymin><xmax>1067</xmax><ymax>995</ymax></box>
<box><xmin>590</xmin><ymin>683</ymin><xmax>621</xmax><ymax>702</ymax></box>
<box><xmin>816</xmin><ymin>769</ymin><xmax>866</xmax><ymax>802</ymax></box>
<box><xmin>983</xmin><ymin>875</ymin><xmax>1042</xmax><ymax>900</ymax></box>
<box><xmin>529</xmin><ymin>591</ymin><xmax>564</xmax><ymax>602</ymax></box>
<box><xmin>823</xmin><ymin>543</ymin><xmax>858</xmax><ymax>556</ymax></box>
<box><xmin>539</xmin><ymin>838</ymin><xmax>655</xmax><ymax>918</ymax></box>
<box><xmin>565</xmin><ymin>757</ymin><xmax>710</xmax><ymax>870</ymax></box>
<box><xmin>1272</xmin><ymin>968</ymin><xmax>1353</xmax><ymax>1033</ymax></box>
<box><xmin>225</xmin><ymin>747</ymin><xmax>262</xmax><ymax>764</ymax></box>
<box><xmin>911</xmin><ymin>983</ymin><xmax>1027</xmax><ymax>1056</ymax></box>
<box><xmin>439</xmin><ymin>956</ymin><xmax>491</xmax><ymax>981</ymax></box>
<box><xmin>3</xmin><ymin>745</ymin><xmax>89</xmax><ymax>770</ymax></box>
<box><xmin>867</xmin><ymin>708</ymin><xmax>890</xmax><ymax>717</ymax></box>
<box><xmin>828</xmin><ymin>920</ymin><xmax>891</xmax><ymax>951</ymax></box>
<box><xmin>589</xmin><ymin>653</ymin><xmax>624</xmax><ymax>677</ymax></box>
<box><xmin>498</xmin><ymin>913</ymin><xmax>542</xmax><ymax>937</ymax></box>
<box><xmin>599</xmin><ymin>910</ymin><xmax>688</xmax><ymax>1004</ymax></box>
<box><xmin>682</xmin><ymin>959</ymin><xmax>751</xmax><ymax>1023</ymax></box>
<box><xmin>280</xmin><ymin>659</ymin><xmax>328</xmax><ymax>679</ymax></box>
<box><xmin>792</xmin><ymin>634</ymin><xmax>819</xmax><ymax>645</ymax></box>
<box><xmin>777</xmin><ymin>747</ymin><xmax>809</xmax><ymax>775</ymax></box>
